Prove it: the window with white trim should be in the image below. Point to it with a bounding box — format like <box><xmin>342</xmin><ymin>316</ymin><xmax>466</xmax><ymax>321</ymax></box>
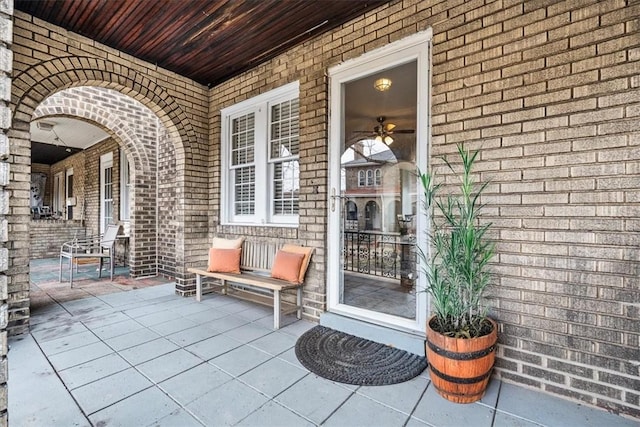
<box><xmin>366</xmin><ymin>170</ymin><xmax>374</xmax><ymax>186</ymax></box>
<box><xmin>222</xmin><ymin>82</ymin><xmax>300</xmax><ymax>225</ymax></box>
<box><xmin>374</xmin><ymin>168</ymin><xmax>382</xmax><ymax>186</ymax></box>
<box><xmin>358</xmin><ymin>170</ymin><xmax>365</xmax><ymax>186</ymax></box>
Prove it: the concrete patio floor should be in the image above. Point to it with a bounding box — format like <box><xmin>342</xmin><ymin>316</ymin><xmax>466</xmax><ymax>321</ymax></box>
<box><xmin>8</xmin><ymin>261</ymin><xmax>639</xmax><ymax>426</ymax></box>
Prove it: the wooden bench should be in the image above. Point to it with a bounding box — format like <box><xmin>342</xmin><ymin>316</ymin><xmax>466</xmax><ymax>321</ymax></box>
<box><xmin>187</xmin><ymin>241</ymin><xmax>313</xmax><ymax>329</ymax></box>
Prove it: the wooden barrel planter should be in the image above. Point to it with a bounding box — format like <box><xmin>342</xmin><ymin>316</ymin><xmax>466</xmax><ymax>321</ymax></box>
<box><xmin>425</xmin><ymin>316</ymin><xmax>497</xmax><ymax>404</ymax></box>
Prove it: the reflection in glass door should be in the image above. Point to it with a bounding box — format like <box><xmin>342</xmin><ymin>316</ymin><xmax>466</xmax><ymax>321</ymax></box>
<box><xmin>328</xmin><ymin>31</ymin><xmax>431</xmax><ymax>332</ymax></box>
<box><xmin>339</xmin><ymin>60</ymin><xmax>418</xmax><ymax>320</ymax></box>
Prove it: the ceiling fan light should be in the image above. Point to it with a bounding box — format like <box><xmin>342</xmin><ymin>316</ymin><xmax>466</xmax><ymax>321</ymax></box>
<box><xmin>374</xmin><ymin>78</ymin><xmax>392</xmax><ymax>92</ymax></box>
<box><xmin>384</xmin><ymin>136</ymin><xmax>394</xmax><ymax>145</ymax></box>
<box><xmin>374</xmin><ymin>135</ymin><xmax>383</xmax><ymax>143</ymax></box>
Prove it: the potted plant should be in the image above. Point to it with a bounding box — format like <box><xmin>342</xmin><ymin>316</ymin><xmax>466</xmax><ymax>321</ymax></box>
<box><xmin>418</xmin><ymin>144</ymin><xmax>497</xmax><ymax>404</ymax></box>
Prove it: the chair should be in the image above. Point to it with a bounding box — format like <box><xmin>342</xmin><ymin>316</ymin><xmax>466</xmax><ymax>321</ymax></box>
<box><xmin>38</xmin><ymin>206</ymin><xmax>52</xmax><ymax>218</ymax></box>
<box><xmin>59</xmin><ymin>224</ymin><xmax>120</xmax><ymax>287</ymax></box>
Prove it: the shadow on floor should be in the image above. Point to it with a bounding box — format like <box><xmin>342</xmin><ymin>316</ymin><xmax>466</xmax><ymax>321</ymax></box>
<box><xmin>30</xmin><ymin>257</ymin><xmax>173</xmax><ymax>310</ymax></box>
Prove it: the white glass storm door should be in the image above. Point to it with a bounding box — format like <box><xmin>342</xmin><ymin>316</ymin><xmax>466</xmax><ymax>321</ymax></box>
<box><xmin>100</xmin><ymin>152</ymin><xmax>114</xmax><ymax>234</ymax></box>
<box><xmin>327</xmin><ymin>30</ymin><xmax>431</xmax><ymax>333</ymax></box>
<box><xmin>53</xmin><ymin>172</ymin><xmax>64</xmax><ymax>215</ymax></box>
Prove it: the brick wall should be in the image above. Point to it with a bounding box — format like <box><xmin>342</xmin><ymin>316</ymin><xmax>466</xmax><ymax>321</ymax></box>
<box><xmin>0</xmin><ymin>0</ymin><xmax>11</xmax><ymax>423</ymax></box>
<box><xmin>157</xmin><ymin>123</ymin><xmax>177</xmax><ymax>278</ymax></box>
<box><xmin>209</xmin><ymin>0</ymin><xmax>640</xmax><ymax>419</ymax></box>
<box><xmin>29</xmin><ymin>220</ymin><xmax>86</xmax><ymax>259</ymax></box>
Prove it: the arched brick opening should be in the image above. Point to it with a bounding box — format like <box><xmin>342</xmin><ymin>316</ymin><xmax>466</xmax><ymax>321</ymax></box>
<box><xmin>33</xmin><ymin>101</ymin><xmax>150</xmax><ymax>173</ymax></box>
<box><xmin>33</xmin><ymin>96</ymin><xmax>159</xmax><ymax>277</ymax></box>
<box><xmin>9</xmin><ymin>57</ymin><xmax>206</xmax><ymax>334</ymax></box>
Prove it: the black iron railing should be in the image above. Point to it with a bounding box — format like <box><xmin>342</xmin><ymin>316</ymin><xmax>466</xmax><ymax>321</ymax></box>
<box><xmin>342</xmin><ymin>230</ymin><xmax>416</xmax><ymax>281</ymax></box>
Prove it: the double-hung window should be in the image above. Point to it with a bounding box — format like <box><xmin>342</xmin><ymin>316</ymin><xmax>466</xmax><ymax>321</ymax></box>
<box><xmin>222</xmin><ymin>82</ymin><xmax>300</xmax><ymax>225</ymax></box>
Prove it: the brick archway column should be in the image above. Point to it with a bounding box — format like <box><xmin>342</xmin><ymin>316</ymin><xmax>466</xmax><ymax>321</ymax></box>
<box><xmin>34</xmin><ymin>98</ymin><xmax>156</xmax><ymax>278</ymax></box>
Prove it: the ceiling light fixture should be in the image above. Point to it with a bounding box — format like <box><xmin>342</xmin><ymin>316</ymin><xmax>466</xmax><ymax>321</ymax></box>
<box><xmin>52</xmin><ymin>128</ymin><xmax>72</xmax><ymax>153</ymax></box>
<box><xmin>374</xmin><ymin>78</ymin><xmax>392</xmax><ymax>92</ymax></box>
<box><xmin>374</xmin><ymin>135</ymin><xmax>394</xmax><ymax>145</ymax></box>
<box><xmin>37</xmin><ymin>121</ymin><xmax>55</xmax><ymax>131</ymax></box>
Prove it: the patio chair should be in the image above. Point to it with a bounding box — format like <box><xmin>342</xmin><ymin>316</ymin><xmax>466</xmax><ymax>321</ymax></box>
<box><xmin>59</xmin><ymin>224</ymin><xmax>120</xmax><ymax>287</ymax></box>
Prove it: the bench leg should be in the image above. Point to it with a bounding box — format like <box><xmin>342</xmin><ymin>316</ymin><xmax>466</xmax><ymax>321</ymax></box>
<box><xmin>296</xmin><ymin>287</ymin><xmax>302</xmax><ymax>320</ymax></box>
<box><xmin>274</xmin><ymin>289</ymin><xmax>281</xmax><ymax>329</ymax></box>
<box><xmin>196</xmin><ymin>274</ymin><xmax>202</xmax><ymax>302</ymax></box>
<box><xmin>222</xmin><ymin>279</ymin><xmax>227</xmax><ymax>295</ymax></box>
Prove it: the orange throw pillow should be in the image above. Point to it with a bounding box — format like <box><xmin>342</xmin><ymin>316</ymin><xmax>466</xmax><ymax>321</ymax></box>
<box><xmin>281</xmin><ymin>244</ymin><xmax>314</xmax><ymax>283</ymax></box>
<box><xmin>208</xmin><ymin>248</ymin><xmax>241</xmax><ymax>273</ymax></box>
<box><xmin>271</xmin><ymin>250</ymin><xmax>305</xmax><ymax>283</ymax></box>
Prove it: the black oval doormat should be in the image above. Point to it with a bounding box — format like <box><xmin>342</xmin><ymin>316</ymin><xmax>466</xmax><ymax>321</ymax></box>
<box><xmin>295</xmin><ymin>325</ymin><xmax>427</xmax><ymax>386</ymax></box>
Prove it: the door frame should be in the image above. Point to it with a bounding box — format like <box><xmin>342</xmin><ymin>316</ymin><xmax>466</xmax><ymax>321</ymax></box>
<box><xmin>327</xmin><ymin>30</ymin><xmax>432</xmax><ymax>333</ymax></box>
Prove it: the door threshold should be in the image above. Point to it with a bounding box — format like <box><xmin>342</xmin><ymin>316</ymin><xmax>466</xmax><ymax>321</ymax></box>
<box><xmin>320</xmin><ymin>312</ymin><xmax>425</xmax><ymax>356</ymax></box>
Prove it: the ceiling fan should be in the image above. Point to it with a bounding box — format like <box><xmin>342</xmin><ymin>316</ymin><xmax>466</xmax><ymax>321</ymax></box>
<box><xmin>355</xmin><ymin>116</ymin><xmax>414</xmax><ymax>145</ymax></box>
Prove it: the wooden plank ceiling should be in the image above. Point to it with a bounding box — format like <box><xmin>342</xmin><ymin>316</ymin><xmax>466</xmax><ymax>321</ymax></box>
<box><xmin>15</xmin><ymin>0</ymin><xmax>389</xmax><ymax>87</ymax></box>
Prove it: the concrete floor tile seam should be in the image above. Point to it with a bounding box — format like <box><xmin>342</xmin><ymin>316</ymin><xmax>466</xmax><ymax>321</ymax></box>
<box><xmin>491</xmin><ymin>409</ymin><xmax>547</xmax><ymax>427</ymax></box>
<box><xmin>236</xmin><ymin>397</ymin><xmax>321</xmax><ymax>427</ymax></box>
<box><xmin>49</xmin><ymin>321</ymin><xmax>152</xmax><ymax>381</ymax></box>
<box><xmin>245</xmin><ymin>341</ymin><xmax>290</xmax><ymax>358</ymax></box>
<box><xmin>64</xmin><ymin>364</ymin><xmax>133</xmax><ymax>392</ymax></box>
<box><xmin>101</xmin><ymin>326</ymin><xmax>164</xmax><ymax>352</ymax></box>
<box><xmin>36</xmin><ymin>334</ymin><xmax>104</xmax><ymax>359</ymax></box>
<box><xmin>182</xmin><ymin>335</ymin><xmax>246</xmax><ymax>359</ymax></box>
<box><xmin>135</xmin><ymin>356</ymin><xmax>212</xmax><ymax>386</ymax></box>
<box><xmin>275</xmin><ymin>351</ymin><xmax>312</xmax><ymax>371</ymax></box>
<box><xmin>208</xmin><ymin>348</ymin><xmax>276</xmax><ymax>379</ymax></box>
<box><xmin>316</xmin><ymin>388</ymin><xmax>361</xmax><ymax>426</ymax></box>
<box><xmin>82</xmin><ymin>384</ymin><xmax>158</xmax><ymax>418</ymax></box>
<box><xmin>236</xmin><ymin>362</ymin><xmax>309</xmax><ymax>399</ymax></box>
<box><xmin>30</xmin><ymin>312</ymin><xmax>86</xmax><ymax>339</ymax></box>
<box><xmin>50</xmin><ymin>348</ymin><xmax>118</xmax><ymax>373</ymax></box>
<box><xmin>26</xmin><ymin>336</ymin><xmax>95</xmax><ymax>424</ymax></box>
<box><xmin>352</xmin><ymin>379</ymin><xmax>431</xmax><ymax>419</ymax></box>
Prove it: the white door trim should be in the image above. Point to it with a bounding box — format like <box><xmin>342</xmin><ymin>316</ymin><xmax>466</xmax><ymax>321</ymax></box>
<box><xmin>327</xmin><ymin>30</ymin><xmax>432</xmax><ymax>334</ymax></box>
